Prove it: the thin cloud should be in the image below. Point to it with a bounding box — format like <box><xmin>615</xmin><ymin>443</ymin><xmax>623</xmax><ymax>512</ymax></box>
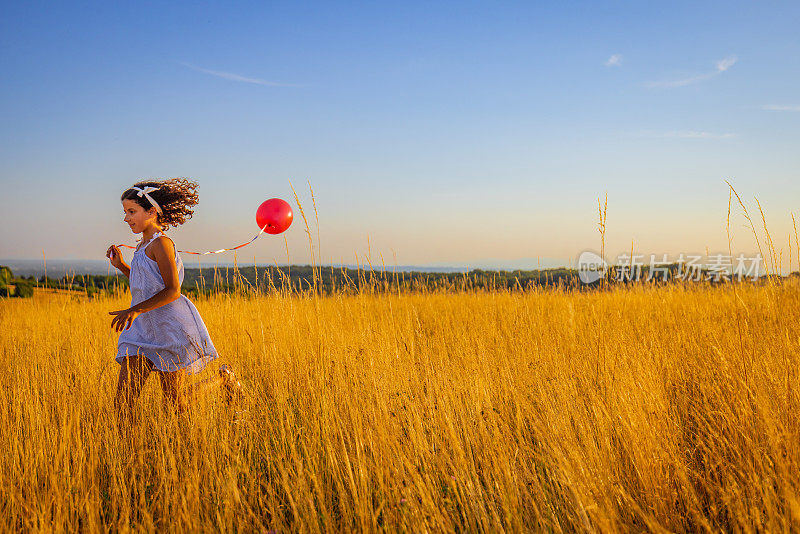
<box><xmin>715</xmin><ymin>56</ymin><xmax>737</xmax><ymax>72</ymax></box>
<box><xmin>761</xmin><ymin>104</ymin><xmax>800</xmax><ymax>111</ymax></box>
<box><xmin>605</xmin><ymin>54</ymin><xmax>622</xmax><ymax>67</ymax></box>
<box><xmin>179</xmin><ymin>62</ymin><xmax>300</xmax><ymax>87</ymax></box>
<box><xmin>646</xmin><ymin>55</ymin><xmax>737</xmax><ymax>88</ymax></box>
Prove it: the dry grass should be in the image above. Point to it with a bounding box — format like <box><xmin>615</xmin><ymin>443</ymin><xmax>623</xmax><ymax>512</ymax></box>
<box><xmin>2</xmin><ymin>278</ymin><xmax>800</xmax><ymax>532</ymax></box>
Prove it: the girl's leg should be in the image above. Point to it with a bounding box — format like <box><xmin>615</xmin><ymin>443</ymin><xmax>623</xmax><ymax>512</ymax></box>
<box><xmin>157</xmin><ymin>368</ymin><xmax>227</xmax><ymax>413</ymax></box>
<box><xmin>114</xmin><ymin>355</ymin><xmax>154</xmax><ymax>423</ymax></box>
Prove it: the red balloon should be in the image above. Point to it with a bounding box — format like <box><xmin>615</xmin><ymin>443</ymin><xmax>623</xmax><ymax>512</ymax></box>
<box><xmin>256</xmin><ymin>198</ymin><xmax>293</xmax><ymax>234</ymax></box>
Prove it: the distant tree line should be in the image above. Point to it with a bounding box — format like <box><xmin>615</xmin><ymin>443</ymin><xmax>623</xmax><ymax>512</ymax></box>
<box><xmin>178</xmin><ymin>262</ymin><xmax>791</xmax><ymax>298</ymax></box>
<box><xmin>0</xmin><ymin>265</ymin><xmax>130</xmax><ymax>299</ymax></box>
<box><xmin>3</xmin><ymin>262</ymin><xmax>793</xmax><ymax>300</ymax></box>
<box><xmin>1</xmin><ymin>266</ymin><xmax>34</xmax><ymax>298</ymax></box>
<box><xmin>176</xmin><ymin>264</ymin><xmax>584</xmax><ymax>298</ymax></box>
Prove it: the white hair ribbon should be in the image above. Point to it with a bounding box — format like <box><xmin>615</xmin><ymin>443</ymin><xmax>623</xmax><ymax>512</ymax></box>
<box><xmin>132</xmin><ymin>185</ymin><xmax>163</xmax><ymax>214</ymax></box>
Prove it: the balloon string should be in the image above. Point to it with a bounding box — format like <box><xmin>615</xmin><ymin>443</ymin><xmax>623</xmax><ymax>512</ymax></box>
<box><xmin>115</xmin><ymin>224</ymin><xmax>274</xmax><ymax>255</ymax></box>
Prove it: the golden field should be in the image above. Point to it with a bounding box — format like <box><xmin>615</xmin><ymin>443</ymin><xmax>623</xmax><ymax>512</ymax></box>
<box><xmin>2</xmin><ymin>280</ymin><xmax>800</xmax><ymax>532</ymax></box>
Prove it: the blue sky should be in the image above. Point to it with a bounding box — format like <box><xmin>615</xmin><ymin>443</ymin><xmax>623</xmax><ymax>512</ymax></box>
<box><xmin>2</xmin><ymin>1</ymin><xmax>799</xmax><ymax>270</ymax></box>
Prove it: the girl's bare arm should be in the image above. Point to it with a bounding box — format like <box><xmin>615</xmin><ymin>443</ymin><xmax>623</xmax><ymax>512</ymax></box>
<box><xmin>117</xmin><ymin>263</ymin><xmax>131</xmax><ymax>278</ymax></box>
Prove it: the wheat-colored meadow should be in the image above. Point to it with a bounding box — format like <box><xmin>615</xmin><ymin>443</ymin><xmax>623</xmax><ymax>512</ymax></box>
<box><xmin>2</xmin><ymin>277</ymin><xmax>800</xmax><ymax>532</ymax></box>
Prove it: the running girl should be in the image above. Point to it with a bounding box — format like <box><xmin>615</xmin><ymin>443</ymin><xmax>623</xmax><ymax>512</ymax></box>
<box><xmin>106</xmin><ymin>178</ymin><xmax>242</xmax><ymax>418</ymax></box>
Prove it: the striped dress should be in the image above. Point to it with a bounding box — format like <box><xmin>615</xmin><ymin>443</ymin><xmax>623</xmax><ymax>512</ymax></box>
<box><xmin>116</xmin><ymin>231</ymin><xmax>219</xmax><ymax>374</ymax></box>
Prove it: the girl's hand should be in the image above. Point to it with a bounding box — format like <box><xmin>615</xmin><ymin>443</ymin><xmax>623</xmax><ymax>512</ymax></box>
<box><xmin>106</xmin><ymin>245</ymin><xmax>125</xmax><ymax>269</ymax></box>
<box><xmin>106</xmin><ymin>245</ymin><xmax>126</xmax><ymax>270</ymax></box>
<box><xmin>109</xmin><ymin>308</ymin><xmax>140</xmax><ymax>332</ymax></box>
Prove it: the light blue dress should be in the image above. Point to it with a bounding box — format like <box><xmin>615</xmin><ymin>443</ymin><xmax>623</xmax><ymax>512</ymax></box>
<box><xmin>116</xmin><ymin>231</ymin><xmax>219</xmax><ymax>374</ymax></box>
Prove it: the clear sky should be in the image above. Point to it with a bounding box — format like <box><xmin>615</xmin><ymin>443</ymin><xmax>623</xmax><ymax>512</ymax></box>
<box><xmin>2</xmin><ymin>1</ymin><xmax>799</xmax><ymax>270</ymax></box>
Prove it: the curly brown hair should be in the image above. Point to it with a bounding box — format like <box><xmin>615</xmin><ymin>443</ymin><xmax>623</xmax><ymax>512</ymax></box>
<box><xmin>120</xmin><ymin>178</ymin><xmax>199</xmax><ymax>232</ymax></box>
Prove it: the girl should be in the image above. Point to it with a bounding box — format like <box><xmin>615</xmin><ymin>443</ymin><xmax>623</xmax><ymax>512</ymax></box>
<box><xmin>106</xmin><ymin>178</ymin><xmax>242</xmax><ymax>418</ymax></box>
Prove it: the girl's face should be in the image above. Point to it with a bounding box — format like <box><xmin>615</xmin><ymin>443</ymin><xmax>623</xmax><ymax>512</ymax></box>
<box><xmin>122</xmin><ymin>199</ymin><xmax>158</xmax><ymax>233</ymax></box>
